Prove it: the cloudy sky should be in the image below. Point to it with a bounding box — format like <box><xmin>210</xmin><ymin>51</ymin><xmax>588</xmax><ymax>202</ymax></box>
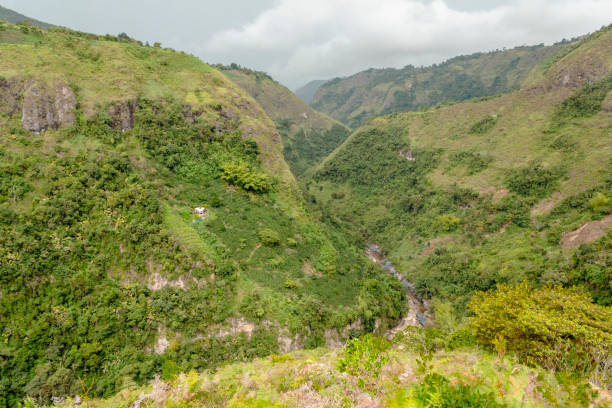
<box><xmin>3</xmin><ymin>0</ymin><xmax>612</xmax><ymax>89</ymax></box>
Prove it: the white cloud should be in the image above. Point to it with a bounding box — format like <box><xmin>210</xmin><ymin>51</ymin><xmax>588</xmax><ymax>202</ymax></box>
<box><xmin>202</xmin><ymin>0</ymin><xmax>612</xmax><ymax>88</ymax></box>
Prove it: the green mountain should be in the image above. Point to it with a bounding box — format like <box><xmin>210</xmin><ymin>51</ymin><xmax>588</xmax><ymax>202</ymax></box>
<box><xmin>0</xmin><ymin>23</ymin><xmax>404</xmax><ymax>405</ymax></box>
<box><xmin>295</xmin><ymin>79</ymin><xmax>327</xmax><ymax>104</ymax></box>
<box><xmin>311</xmin><ymin>42</ymin><xmax>572</xmax><ymax>128</ymax></box>
<box><xmin>215</xmin><ymin>65</ymin><xmax>350</xmax><ymax>177</ymax></box>
<box><xmin>308</xmin><ymin>25</ymin><xmax>612</xmax><ymax>312</ymax></box>
<box><xmin>0</xmin><ymin>5</ymin><xmax>54</xmax><ymax>28</ymax></box>
<box><xmin>2</xmin><ymin>14</ymin><xmax>612</xmax><ymax>408</ymax></box>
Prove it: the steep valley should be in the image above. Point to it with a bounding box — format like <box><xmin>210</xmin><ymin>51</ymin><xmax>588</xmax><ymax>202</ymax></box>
<box><xmin>0</xmin><ymin>12</ymin><xmax>611</xmax><ymax>408</ymax></box>
<box><xmin>0</xmin><ymin>22</ymin><xmax>404</xmax><ymax>405</ymax></box>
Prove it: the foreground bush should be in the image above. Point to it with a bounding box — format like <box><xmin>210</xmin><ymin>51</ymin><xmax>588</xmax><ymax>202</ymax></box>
<box><xmin>469</xmin><ymin>282</ymin><xmax>612</xmax><ymax>372</ymax></box>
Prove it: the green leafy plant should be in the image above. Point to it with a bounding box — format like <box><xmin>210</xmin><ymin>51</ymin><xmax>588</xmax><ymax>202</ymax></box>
<box><xmin>221</xmin><ymin>162</ymin><xmax>271</xmax><ymax>193</ymax></box>
<box><xmin>554</xmin><ymin>75</ymin><xmax>612</xmax><ymax>121</ymax></box>
<box><xmin>589</xmin><ymin>192</ymin><xmax>610</xmax><ymax>213</ymax></box>
<box><xmin>258</xmin><ymin>228</ymin><xmax>281</xmax><ymax>246</ymax></box>
<box><xmin>434</xmin><ymin>214</ymin><xmax>461</xmax><ymax>232</ymax></box>
<box><xmin>337</xmin><ymin>334</ymin><xmax>390</xmax><ymax>390</ymax></box>
<box><xmin>469</xmin><ymin>282</ymin><xmax>612</xmax><ymax>371</ymax></box>
<box><xmin>505</xmin><ymin>164</ymin><xmax>563</xmax><ymax>198</ymax></box>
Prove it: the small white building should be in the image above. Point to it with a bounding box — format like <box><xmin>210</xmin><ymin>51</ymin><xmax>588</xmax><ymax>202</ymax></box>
<box><xmin>194</xmin><ymin>207</ymin><xmax>208</xmax><ymax>218</ymax></box>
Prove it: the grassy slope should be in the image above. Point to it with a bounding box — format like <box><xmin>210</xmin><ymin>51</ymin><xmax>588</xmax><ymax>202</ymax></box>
<box><xmin>308</xmin><ymin>25</ymin><xmax>612</xmax><ymax>309</ymax></box>
<box><xmin>216</xmin><ymin>66</ymin><xmax>351</xmax><ymax>177</ymax></box>
<box><xmin>311</xmin><ymin>42</ymin><xmax>570</xmax><ymax>128</ymax></box>
<box><xmin>0</xmin><ymin>24</ymin><xmax>404</xmax><ymax>404</ymax></box>
<box><xmin>0</xmin><ymin>5</ymin><xmax>54</xmax><ymax>28</ymax></box>
<box><xmin>53</xmin><ymin>333</ymin><xmax>603</xmax><ymax>408</ymax></box>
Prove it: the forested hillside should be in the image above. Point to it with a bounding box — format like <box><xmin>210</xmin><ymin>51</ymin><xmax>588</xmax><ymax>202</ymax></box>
<box><xmin>311</xmin><ymin>42</ymin><xmax>571</xmax><ymax>128</ymax></box>
<box><xmin>0</xmin><ymin>22</ymin><xmax>404</xmax><ymax>406</ymax></box>
<box><xmin>1</xmin><ymin>8</ymin><xmax>611</xmax><ymax>408</ymax></box>
<box><xmin>215</xmin><ymin>65</ymin><xmax>350</xmax><ymax>176</ymax></box>
<box><xmin>309</xmin><ymin>25</ymin><xmax>612</xmax><ymax>312</ymax></box>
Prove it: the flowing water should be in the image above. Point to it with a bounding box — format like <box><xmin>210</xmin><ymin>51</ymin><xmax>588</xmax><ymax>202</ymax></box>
<box><xmin>365</xmin><ymin>243</ymin><xmax>432</xmax><ymax>337</ymax></box>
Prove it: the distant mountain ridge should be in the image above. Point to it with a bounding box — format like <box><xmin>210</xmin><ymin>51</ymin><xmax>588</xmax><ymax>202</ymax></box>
<box><xmin>311</xmin><ymin>41</ymin><xmax>573</xmax><ymax>128</ymax></box>
<box><xmin>295</xmin><ymin>79</ymin><xmax>328</xmax><ymax>104</ymax></box>
<box><xmin>309</xmin><ymin>24</ymin><xmax>612</xmax><ymax>311</ymax></box>
<box><xmin>0</xmin><ymin>5</ymin><xmax>54</xmax><ymax>28</ymax></box>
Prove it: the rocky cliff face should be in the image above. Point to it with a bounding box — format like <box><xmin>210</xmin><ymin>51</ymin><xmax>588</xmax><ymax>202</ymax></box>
<box><xmin>21</xmin><ymin>80</ymin><xmax>77</xmax><ymax>134</ymax></box>
<box><xmin>0</xmin><ymin>78</ymin><xmax>23</xmax><ymax>116</ymax></box>
<box><xmin>0</xmin><ymin>78</ymin><xmax>79</xmax><ymax>134</ymax></box>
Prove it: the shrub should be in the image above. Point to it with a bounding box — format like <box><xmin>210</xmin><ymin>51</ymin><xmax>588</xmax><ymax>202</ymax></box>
<box><xmin>258</xmin><ymin>228</ymin><xmax>280</xmax><ymax>246</ymax></box>
<box><xmin>283</xmin><ymin>279</ymin><xmax>298</xmax><ymax>289</ymax></box>
<box><xmin>554</xmin><ymin>75</ymin><xmax>612</xmax><ymax>121</ymax></box>
<box><xmin>469</xmin><ymin>115</ymin><xmax>497</xmax><ymax>134</ymax></box>
<box><xmin>337</xmin><ymin>334</ymin><xmax>390</xmax><ymax>390</ymax></box>
<box><xmin>221</xmin><ymin>162</ymin><xmax>270</xmax><ymax>193</ymax></box>
<box><xmin>331</xmin><ymin>191</ymin><xmax>345</xmax><ymax>199</ymax></box>
<box><xmin>447</xmin><ymin>151</ymin><xmax>492</xmax><ymax>175</ymax></box>
<box><xmin>469</xmin><ymin>282</ymin><xmax>612</xmax><ymax>370</ymax></box>
<box><xmin>408</xmin><ymin>373</ymin><xmax>508</xmax><ymax>407</ymax></box>
<box><xmin>589</xmin><ymin>192</ymin><xmax>610</xmax><ymax>213</ymax></box>
<box><xmin>505</xmin><ymin>164</ymin><xmax>562</xmax><ymax>198</ymax></box>
<box><xmin>434</xmin><ymin>214</ymin><xmax>461</xmax><ymax>232</ymax></box>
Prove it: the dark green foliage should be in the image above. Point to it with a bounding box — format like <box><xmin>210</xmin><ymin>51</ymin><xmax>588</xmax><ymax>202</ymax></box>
<box><xmin>446</xmin><ymin>151</ymin><xmax>493</xmax><ymax>175</ymax></box>
<box><xmin>315</xmin><ymin>128</ymin><xmax>440</xmax><ymax>187</ymax></box>
<box><xmin>568</xmin><ymin>235</ymin><xmax>612</xmax><ymax>306</ymax></box>
<box><xmin>280</xmin><ymin>123</ymin><xmax>350</xmax><ymax>176</ymax></box>
<box><xmin>469</xmin><ymin>115</ymin><xmax>497</xmax><ymax>134</ymax></box>
<box><xmin>0</xmin><ymin>97</ymin><xmax>405</xmax><ymax>406</ymax></box>
<box><xmin>414</xmin><ymin>249</ymin><xmax>500</xmax><ymax>300</ymax></box>
<box><xmin>505</xmin><ymin>163</ymin><xmax>564</xmax><ymax>198</ymax></box>
<box><xmin>554</xmin><ymin>75</ymin><xmax>612</xmax><ymax>121</ymax></box>
<box><xmin>410</xmin><ymin>373</ymin><xmax>508</xmax><ymax>407</ymax></box>
<box><xmin>257</xmin><ymin>228</ymin><xmax>280</xmax><ymax>246</ymax></box>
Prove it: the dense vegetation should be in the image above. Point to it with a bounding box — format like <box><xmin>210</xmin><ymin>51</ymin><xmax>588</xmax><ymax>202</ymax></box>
<box><xmin>311</xmin><ymin>42</ymin><xmax>571</xmax><ymax>128</ymax></box>
<box><xmin>0</xmin><ymin>23</ymin><xmax>404</xmax><ymax>406</ymax></box>
<box><xmin>1</xmin><ymin>9</ymin><xmax>611</xmax><ymax>407</ymax></box>
<box><xmin>308</xmin><ymin>26</ymin><xmax>612</xmax><ymax>319</ymax></box>
<box><xmin>215</xmin><ymin>65</ymin><xmax>351</xmax><ymax>177</ymax></box>
<box><xmin>49</xmin><ymin>284</ymin><xmax>611</xmax><ymax>407</ymax></box>
<box><xmin>0</xmin><ymin>98</ymin><xmax>405</xmax><ymax>406</ymax></box>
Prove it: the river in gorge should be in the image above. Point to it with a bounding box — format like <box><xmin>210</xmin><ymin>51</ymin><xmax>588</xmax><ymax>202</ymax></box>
<box><xmin>365</xmin><ymin>243</ymin><xmax>432</xmax><ymax>337</ymax></box>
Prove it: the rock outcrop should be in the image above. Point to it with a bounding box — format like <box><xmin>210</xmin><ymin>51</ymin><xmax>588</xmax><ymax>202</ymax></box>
<box><xmin>21</xmin><ymin>80</ymin><xmax>77</xmax><ymax>134</ymax></box>
<box><xmin>0</xmin><ymin>77</ymin><xmax>23</xmax><ymax>116</ymax></box>
<box><xmin>108</xmin><ymin>99</ymin><xmax>138</xmax><ymax>130</ymax></box>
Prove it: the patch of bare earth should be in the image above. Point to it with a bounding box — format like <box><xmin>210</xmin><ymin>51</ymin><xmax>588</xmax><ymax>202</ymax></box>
<box><xmin>532</xmin><ymin>192</ymin><xmax>564</xmax><ymax>216</ymax></box>
<box><xmin>560</xmin><ymin>214</ymin><xmax>612</xmax><ymax>250</ymax></box>
<box><xmin>301</xmin><ymin>261</ymin><xmax>322</xmax><ymax>277</ymax></box>
<box><xmin>480</xmin><ymin>186</ymin><xmax>509</xmax><ymax>201</ymax></box>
